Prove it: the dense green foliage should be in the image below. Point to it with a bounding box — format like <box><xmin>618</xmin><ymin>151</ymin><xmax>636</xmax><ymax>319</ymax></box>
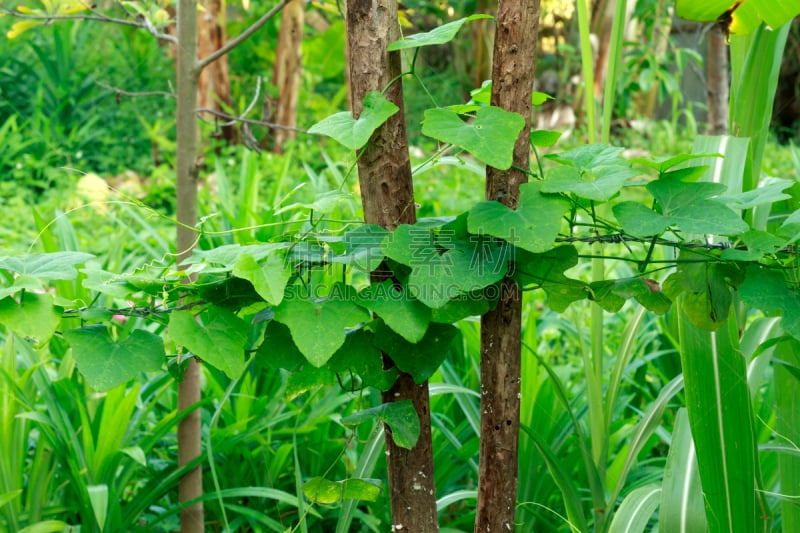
<box><xmin>2</xmin><ymin>2</ymin><xmax>800</xmax><ymax>532</ymax></box>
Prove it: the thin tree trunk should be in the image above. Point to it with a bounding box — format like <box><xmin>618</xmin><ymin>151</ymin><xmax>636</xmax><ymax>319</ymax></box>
<box><xmin>707</xmin><ymin>24</ymin><xmax>729</xmax><ymax>135</ymax></box>
<box><xmin>345</xmin><ymin>0</ymin><xmax>438</xmax><ymax>530</ymax></box>
<box><xmin>198</xmin><ymin>0</ymin><xmax>235</xmax><ymax>143</ymax></box>
<box><xmin>475</xmin><ymin>0</ymin><xmax>540</xmax><ymax>531</ymax></box>
<box><xmin>270</xmin><ymin>0</ymin><xmax>304</xmax><ymax>153</ymax></box>
<box><xmin>177</xmin><ymin>0</ymin><xmax>203</xmax><ymax>531</ymax></box>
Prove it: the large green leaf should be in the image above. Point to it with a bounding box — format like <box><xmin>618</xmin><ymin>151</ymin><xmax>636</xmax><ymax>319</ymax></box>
<box><xmin>739</xmin><ymin>265</ymin><xmax>800</xmax><ymax>340</ymax></box>
<box><xmin>646</xmin><ymin>175</ymin><xmax>749</xmax><ymax>236</ymax></box>
<box><xmin>65</xmin><ymin>326</ymin><xmax>165</xmax><ymax>391</ymax></box>
<box><xmin>308</xmin><ymin>92</ymin><xmax>399</xmax><ymax>150</ymax></box>
<box><xmin>677</xmin><ymin>308</ymin><xmax>758</xmax><ymax>533</ymax></box>
<box><xmin>382</xmin><ymin>221</ymin><xmax>508</xmax><ymax>308</ymax></box>
<box><xmin>169</xmin><ymin>306</ymin><xmax>249</xmax><ymax>378</ymax></box>
<box><xmin>373</xmin><ymin>321</ymin><xmax>458</xmax><ymax>384</ymax></box>
<box><xmin>342</xmin><ymin>400</ymin><xmax>420</xmax><ymax>450</ymax></box>
<box><xmin>357</xmin><ymin>281</ymin><xmax>431</xmax><ymax>343</ymax></box>
<box><xmin>273</xmin><ymin>287</ymin><xmax>371</xmax><ymax>367</ymax></box>
<box><xmin>468</xmin><ymin>182</ymin><xmax>568</xmax><ymax>253</ymax></box>
<box><xmin>0</xmin><ymin>252</ymin><xmax>95</xmax><ymax>298</ymax></box>
<box><xmin>333</xmin><ymin>224</ymin><xmax>390</xmax><ymax>273</ymax></box>
<box><xmin>0</xmin><ymin>292</ymin><xmax>61</xmax><ymax>343</ymax></box>
<box><xmin>0</xmin><ymin>251</ymin><xmax>94</xmax><ymax>280</ymax></box>
<box><xmin>257</xmin><ymin>321</ymin><xmax>306</xmax><ymax>372</ymax></box>
<box><xmin>422</xmin><ymin>106</ymin><xmax>525</xmax><ymax>169</ymax></box>
<box><xmin>542</xmin><ymin>164</ymin><xmax>638</xmax><ymax>202</ymax></box>
<box><xmin>387</xmin><ymin>14</ymin><xmax>493</xmax><ymax>51</ymax></box>
<box><xmin>676</xmin><ymin>0</ymin><xmax>800</xmax><ymax>35</ymax></box>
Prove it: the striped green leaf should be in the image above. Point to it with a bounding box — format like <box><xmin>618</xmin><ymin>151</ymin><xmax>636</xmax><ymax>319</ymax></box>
<box><xmin>659</xmin><ymin>408</ymin><xmax>707</xmax><ymax>532</ymax></box>
<box><xmin>608</xmin><ymin>484</ymin><xmax>661</xmax><ymax>533</ymax></box>
<box><xmin>678</xmin><ymin>306</ymin><xmax>758</xmax><ymax>532</ymax></box>
<box><xmin>776</xmin><ymin>338</ymin><xmax>800</xmax><ymax>532</ymax></box>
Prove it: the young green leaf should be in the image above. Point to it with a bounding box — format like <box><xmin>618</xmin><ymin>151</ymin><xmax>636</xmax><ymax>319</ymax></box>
<box><xmin>302</xmin><ymin>477</ymin><xmax>381</xmax><ymax>504</ymax></box>
<box><xmin>342</xmin><ymin>400</ymin><xmax>420</xmax><ymax>449</ymax></box>
<box><xmin>0</xmin><ymin>292</ymin><xmax>61</xmax><ymax>344</ymax></box>
<box><xmin>468</xmin><ymin>182</ymin><xmax>569</xmax><ymax>253</ymax></box>
<box><xmin>530</xmin><ymin>129</ymin><xmax>561</xmax><ymax>147</ymax></box>
<box><xmin>65</xmin><ymin>326</ymin><xmax>165</xmax><ymax>391</ymax></box>
<box><xmin>232</xmin><ymin>252</ymin><xmax>291</xmax><ymax>306</ymax></box>
<box><xmin>386</xmin><ymin>14</ymin><xmax>493</xmax><ymax>51</ymax></box>
<box><xmin>308</xmin><ymin>92</ymin><xmax>399</xmax><ymax>150</ymax></box>
<box><xmin>422</xmin><ymin>106</ymin><xmax>525</xmax><ymax>169</ymax></box>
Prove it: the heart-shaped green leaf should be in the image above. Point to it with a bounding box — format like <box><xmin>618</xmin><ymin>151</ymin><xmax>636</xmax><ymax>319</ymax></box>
<box><xmin>169</xmin><ymin>306</ymin><xmax>249</xmax><ymax>378</ymax></box>
<box><xmin>422</xmin><ymin>106</ymin><xmax>525</xmax><ymax>169</ymax></box>
<box><xmin>387</xmin><ymin>14</ymin><xmax>493</xmax><ymax>51</ymax></box>
<box><xmin>308</xmin><ymin>92</ymin><xmax>399</xmax><ymax>150</ymax></box>
<box><xmin>65</xmin><ymin>326</ymin><xmax>165</xmax><ymax>391</ymax></box>
<box><xmin>542</xmin><ymin>164</ymin><xmax>638</xmax><ymax>201</ymax></box>
<box><xmin>273</xmin><ymin>287</ymin><xmax>371</xmax><ymax>367</ymax></box>
<box><xmin>382</xmin><ymin>220</ymin><xmax>508</xmax><ymax>308</ymax></box>
<box><xmin>468</xmin><ymin>181</ymin><xmax>568</xmax><ymax>253</ymax></box>
<box><xmin>358</xmin><ymin>281</ymin><xmax>431</xmax><ymax>343</ymax></box>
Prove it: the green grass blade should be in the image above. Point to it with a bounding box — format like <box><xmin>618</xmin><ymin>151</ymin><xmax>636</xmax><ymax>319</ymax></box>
<box><xmin>609</xmin><ymin>374</ymin><xmax>684</xmax><ymax>507</ymax></box>
<box><xmin>659</xmin><ymin>408</ymin><xmax>707</xmax><ymax>533</ymax></box>
<box><xmin>677</xmin><ymin>306</ymin><xmax>758</xmax><ymax>532</ymax></box>
<box><xmin>730</xmin><ymin>23</ymin><xmax>792</xmax><ymax>200</ymax></box>
<box><xmin>335</xmin><ymin>427</ymin><xmax>385</xmax><ymax>533</ymax></box>
<box><xmin>520</xmin><ymin>424</ymin><xmax>589</xmax><ymax>532</ymax></box>
<box><xmin>776</xmin><ymin>338</ymin><xmax>800</xmax><ymax>532</ymax></box>
<box><xmin>607</xmin><ymin>484</ymin><xmax>660</xmax><ymax>533</ymax></box>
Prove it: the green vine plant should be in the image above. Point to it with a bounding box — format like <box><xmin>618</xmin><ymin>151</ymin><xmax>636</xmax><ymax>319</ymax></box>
<box><xmin>2</xmin><ymin>14</ymin><xmax>800</xmax><ymax>515</ymax></box>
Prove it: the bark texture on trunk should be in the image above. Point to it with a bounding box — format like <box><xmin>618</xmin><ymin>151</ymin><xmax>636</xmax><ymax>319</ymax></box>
<box><xmin>475</xmin><ymin>0</ymin><xmax>540</xmax><ymax>531</ymax></box>
<box><xmin>197</xmin><ymin>0</ymin><xmax>235</xmax><ymax>142</ymax></box>
<box><xmin>345</xmin><ymin>0</ymin><xmax>438</xmax><ymax>531</ymax></box>
<box><xmin>707</xmin><ymin>25</ymin><xmax>730</xmax><ymax>135</ymax></box>
<box><xmin>177</xmin><ymin>1</ymin><xmax>203</xmax><ymax>531</ymax></box>
<box><xmin>271</xmin><ymin>0</ymin><xmax>304</xmax><ymax>153</ymax></box>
